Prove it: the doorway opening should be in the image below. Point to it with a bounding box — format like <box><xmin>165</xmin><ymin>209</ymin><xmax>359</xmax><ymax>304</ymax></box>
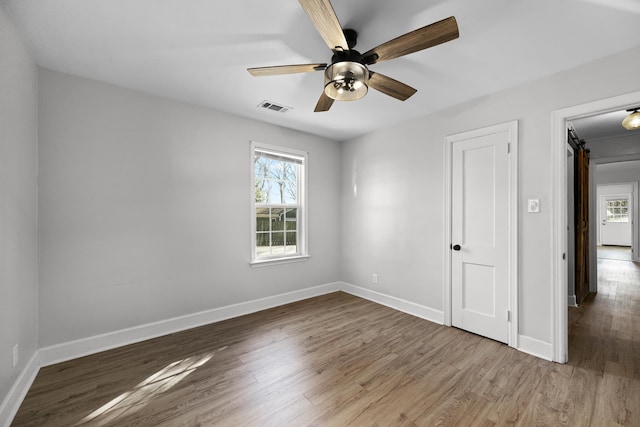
<box><xmin>552</xmin><ymin>90</ymin><xmax>640</xmax><ymax>363</ymax></box>
<box><xmin>595</xmin><ymin>175</ymin><xmax>639</xmax><ymax>258</ymax></box>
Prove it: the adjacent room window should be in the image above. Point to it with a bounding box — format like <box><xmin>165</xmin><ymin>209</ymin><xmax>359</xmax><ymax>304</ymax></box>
<box><xmin>251</xmin><ymin>142</ymin><xmax>307</xmax><ymax>263</ymax></box>
<box><xmin>606</xmin><ymin>199</ymin><xmax>629</xmax><ymax>223</ymax></box>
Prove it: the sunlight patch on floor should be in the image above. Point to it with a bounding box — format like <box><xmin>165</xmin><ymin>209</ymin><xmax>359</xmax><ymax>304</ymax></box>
<box><xmin>82</xmin><ymin>352</ymin><xmax>215</xmax><ymax>425</ymax></box>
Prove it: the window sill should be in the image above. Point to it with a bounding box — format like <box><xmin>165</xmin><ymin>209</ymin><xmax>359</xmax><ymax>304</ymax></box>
<box><xmin>250</xmin><ymin>255</ymin><xmax>310</xmax><ymax>267</ymax></box>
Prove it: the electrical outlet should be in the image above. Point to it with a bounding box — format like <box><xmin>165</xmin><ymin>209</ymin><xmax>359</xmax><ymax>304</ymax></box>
<box><xmin>12</xmin><ymin>344</ymin><xmax>19</xmax><ymax>368</ymax></box>
<box><xmin>372</xmin><ymin>273</ymin><xmax>378</xmax><ymax>284</ymax></box>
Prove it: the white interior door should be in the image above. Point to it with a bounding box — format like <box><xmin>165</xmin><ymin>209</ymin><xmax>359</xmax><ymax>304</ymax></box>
<box><xmin>599</xmin><ymin>194</ymin><xmax>632</xmax><ymax>246</ymax></box>
<box><xmin>451</xmin><ymin>129</ymin><xmax>510</xmax><ymax>343</ymax></box>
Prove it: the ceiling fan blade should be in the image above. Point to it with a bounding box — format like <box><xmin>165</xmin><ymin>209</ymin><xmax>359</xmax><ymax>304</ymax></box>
<box><xmin>368</xmin><ymin>72</ymin><xmax>417</xmax><ymax>101</ymax></box>
<box><xmin>363</xmin><ymin>16</ymin><xmax>459</xmax><ymax>64</ymax></box>
<box><xmin>298</xmin><ymin>0</ymin><xmax>349</xmax><ymax>52</ymax></box>
<box><xmin>248</xmin><ymin>63</ymin><xmax>327</xmax><ymax>77</ymax></box>
<box><xmin>314</xmin><ymin>91</ymin><xmax>334</xmax><ymax>112</ymax></box>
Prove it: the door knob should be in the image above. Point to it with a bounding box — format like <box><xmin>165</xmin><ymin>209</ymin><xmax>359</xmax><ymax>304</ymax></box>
<box><xmin>452</xmin><ymin>244</ymin><xmax>461</xmax><ymax>251</ymax></box>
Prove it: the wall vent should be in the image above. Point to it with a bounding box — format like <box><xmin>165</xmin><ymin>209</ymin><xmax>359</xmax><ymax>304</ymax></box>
<box><xmin>258</xmin><ymin>101</ymin><xmax>292</xmax><ymax>113</ymax></box>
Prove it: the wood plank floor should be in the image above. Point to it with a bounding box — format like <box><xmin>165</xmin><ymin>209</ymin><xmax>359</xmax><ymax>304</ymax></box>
<box><xmin>12</xmin><ymin>260</ymin><xmax>640</xmax><ymax>426</ymax></box>
<box><xmin>597</xmin><ymin>245</ymin><xmax>632</xmax><ymax>261</ymax></box>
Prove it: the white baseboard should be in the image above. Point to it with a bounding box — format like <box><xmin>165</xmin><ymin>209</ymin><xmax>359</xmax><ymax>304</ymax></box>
<box><xmin>38</xmin><ymin>281</ymin><xmax>445</xmax><ymax>368</ymax></box>
<box><xmin>518</xmin><ymin>335</ymin><xmax>553</xmax><ymax>361</ymax></box>
<box><xmin>341</xmin><ymin>283</ymin><xmax>558</xmax><ymax>364</ymax></box>
<box><xmin>3</xmin><ymin>281</ymin><xmax>553</xmax><ymax>426</ymax></box>
<box><xmin>0</xmin><ymin>352</ymin><xmax>40</xmax><ymax>427</ymax></box>
<box><xmin>568</xmin><ymin>295</ymin><xmax>577</xmax><ymax>307</ymax></box>
<box><xmin>340</xmin><ymin>282</ymin><xmax>444</xmax><ymax>325</ymax></box>
<box><xmin>39</xmin><ymin>282</ymin><xmax>341</xmax><ymax>367</ymax></box>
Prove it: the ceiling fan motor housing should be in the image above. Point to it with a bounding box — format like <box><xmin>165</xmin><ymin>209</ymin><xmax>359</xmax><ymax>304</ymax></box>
<box><xmin>324</xmin><ymin>60</ymin><xmax>369</xmax><ymax>101</ymax></box>
<box><xmin>343</xmin><ymin>28</ymin><xmax>358</xmax><ymax>49</ymax></box>
<box><xmin>325</xmin><ymin>43</ymin><xmax>370</xmax><ymax>101</ymax></box>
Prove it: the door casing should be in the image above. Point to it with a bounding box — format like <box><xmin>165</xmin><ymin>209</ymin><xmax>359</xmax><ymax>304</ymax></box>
<box><xmin>551</xmin><ymin>90</ymin><xmax>640</xmax><ymax>363</ymax></box>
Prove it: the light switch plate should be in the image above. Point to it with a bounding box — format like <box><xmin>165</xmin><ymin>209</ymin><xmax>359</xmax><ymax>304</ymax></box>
<box><xmin>528</xmin><ymin>199</ymin><xmax>540</xmax><ymax>213</ymax></box>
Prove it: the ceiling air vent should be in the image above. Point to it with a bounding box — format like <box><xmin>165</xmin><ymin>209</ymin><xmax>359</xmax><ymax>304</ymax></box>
<box><xmin>258</xmin><ymin>101</ymin><xmax>292</xmax><ymax>113</ymax></box>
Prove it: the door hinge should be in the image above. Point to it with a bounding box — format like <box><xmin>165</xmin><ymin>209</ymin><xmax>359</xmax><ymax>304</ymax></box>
<box><xmin>507</xmin><ymin>143</ymin><xmax>511</xmax><ymax>154</ymax></box>
<box><xmin>507</xmin><ymin>310</ymin><xmax>511</xmax><ymax>322</ymax></box>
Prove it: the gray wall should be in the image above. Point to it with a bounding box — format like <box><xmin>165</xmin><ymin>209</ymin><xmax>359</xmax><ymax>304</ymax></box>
<box><xmin>596</xmin><ymin>160</ymin><xmax>640</xmax><ymax>184</ymax></box>
<box><xmin>340</xmin><ymin>45</ymin><xmax>640</xmax><ymax>345</ymax></box>
<box><xmin>0</xmin><ymin>5</ymin><xmax>39</xmax><ymax>404</ymax></box>
<box><xmin>588</xmin><ymin>133</ymin><xmax>640</xmax><ymax>162</ymax></box>
<box><xmin>38</xmin><ymin>69</ymin><xmax>341</xmax><ymax>347</ymax></box>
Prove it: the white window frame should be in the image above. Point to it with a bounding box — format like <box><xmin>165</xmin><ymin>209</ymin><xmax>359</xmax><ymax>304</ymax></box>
<box><xmin>250</xmin><ymin>141</ymin><xmax>308</xmax><ymax>266</ymax></box>
<box><xmin>606</xmin><ymin>199</ymin><xmax>629</xmax><ymax>223</ymax></box>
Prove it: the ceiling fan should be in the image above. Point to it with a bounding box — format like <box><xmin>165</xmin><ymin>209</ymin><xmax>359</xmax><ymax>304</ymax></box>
<box><xmin>247</xmin><ymin>0</ymin><xmax>459</xmax><ymax>112</ymax></box>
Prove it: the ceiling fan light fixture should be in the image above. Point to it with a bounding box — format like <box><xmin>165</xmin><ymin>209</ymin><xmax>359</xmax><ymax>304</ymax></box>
<box><xmin>622</xmin><ymin>109</ymin><xmax>640</xmax><ymax>130</ymax></box>
<box><xmin>324</xmin><ymin>61</ymin><xmax>369</xmax><ymax>101</ymax></box>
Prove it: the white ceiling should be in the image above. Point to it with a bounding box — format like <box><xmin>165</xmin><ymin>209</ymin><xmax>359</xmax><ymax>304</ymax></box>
<box><xmin>5</xmin><ymin>0</ymin><xmax>640</xmax><ymax>141</ymax></box>
<box><xmin>571</xmin><ymin>109</ymin><xmax>639</xmax><ymax>141</ymax></box>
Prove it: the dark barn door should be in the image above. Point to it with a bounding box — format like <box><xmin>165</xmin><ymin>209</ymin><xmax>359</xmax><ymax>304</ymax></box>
<box><xmin>574</xmin><ymin>138</ymin><xmax>590</xmax><ymax>303</ymax></box>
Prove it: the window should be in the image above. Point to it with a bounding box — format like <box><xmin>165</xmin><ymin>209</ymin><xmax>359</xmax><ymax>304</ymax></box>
<box><xmin>251</xmin><ymin>142</ymin><xmax>307</xmax><ymax>263</ymax></box>
<box><xmin>606</xmin><ymin>199</ymin><xmax>629</xmax><ymax>223</ymax></box>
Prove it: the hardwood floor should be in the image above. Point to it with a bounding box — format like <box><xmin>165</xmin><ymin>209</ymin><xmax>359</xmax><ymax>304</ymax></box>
<box><xmin>12</xmin><ymin>260</ymin><xmax>640</xmax><ymax>426</ymax></box>
<box><xmin>597</xmin><ymin>245</ymin><xmax>632</xmax><ymax>261</ymax></box>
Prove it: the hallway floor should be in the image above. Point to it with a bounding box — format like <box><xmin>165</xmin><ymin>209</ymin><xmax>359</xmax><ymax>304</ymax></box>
<box><xmin>567</xmin><ymin>255</ymin><xmax>640</xmax><ymax>425</ymax></box>
<box><xmin>597</xmin><ymin>245</ymin><xmax>632</xmax><ymax>261</ymax></box>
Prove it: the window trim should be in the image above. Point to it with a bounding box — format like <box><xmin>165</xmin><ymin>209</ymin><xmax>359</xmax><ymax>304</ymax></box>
<box><xmin>250</xmin><ymin>141</ymin><xmax>308</xmax><ymax>265</ymax></box>
<box><xmin>605</xmin><ymin>198</ymin><xmax>629</xmax><ymax>223</ymax></box>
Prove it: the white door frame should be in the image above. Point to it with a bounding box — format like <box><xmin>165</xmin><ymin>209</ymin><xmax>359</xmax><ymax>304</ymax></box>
<box><xmin>566</xmin><ymin>145</ymin><xmax>576</xmax><ymax>307</ymax></box>
<box><xmin>551</xmin><ymin>90</ymin><xmax>640</xmax><ymax>363</ymax></box>
<box><xmin>444</xmin><ymin>120</ymin><xmax>519</xmax><ymax>348</ymax></box>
